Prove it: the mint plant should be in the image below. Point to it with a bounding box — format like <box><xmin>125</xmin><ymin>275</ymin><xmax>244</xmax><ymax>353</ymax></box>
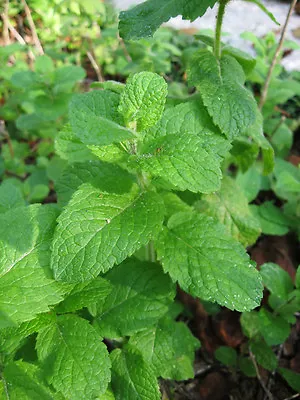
<box><xmin>1</xmin><ymin>0</ymin><xmax>300</xmax><ymax>399</ymax></box>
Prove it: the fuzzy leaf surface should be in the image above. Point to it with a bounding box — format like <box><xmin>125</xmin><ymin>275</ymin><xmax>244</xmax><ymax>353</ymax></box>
<box><xmin>36</xmin><ymin>315</ymin><xmax>111</xmax><ymax>400</ymax></box>
<box><xmin>119</xmin><ymin>72</ymin><xmax>167</xmax><ymax>131</ymax></box>
<box><xmin>119</xmin><ymin>0</ymin><xmax>217</xmax><ymax>40</ymax></box>
<box><xmin>94</xmin><ymin>260</ymin><xmax>175</xmax><ymax>337</ymax></box>
<box><xmin>188</xmin><ymin>50</ymin><xmax>257</xmax><ymax>140</ymax></box>
<box><xmin>51</xmin><ymin>183</ymin><xmax>164</xmax><ymax>282</ymax></box>
<box><xmin>156</xmin><ymin>212</ymin><xmax>263</xmax><ymax>311</ymax></box>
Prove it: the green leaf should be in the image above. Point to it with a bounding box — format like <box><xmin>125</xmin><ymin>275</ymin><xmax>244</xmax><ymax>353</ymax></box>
<box><xmin>196</xmin><ymin>176</ymin><xmax>261</xmax><ymax>246</ymax></box>
<box><xmin>274</xmin><ymin>158</ymin><xmax>300</xmax><ymax>199</ymax></box>
<box><xmin>296</xmin><ymin>266</ymin><xmax>300</xmax><ymax>289</ymax></box>
<box><xmin>90</xmin><ymin>80</ymin><xmax>125</xmax><ymax>94</ymax></box>
<box><xmin>36</xmin><ymin>315</ymin><xmax>111</xmax><ymax>400</ymax></box>
<box><xmin>238</xmin><ymin>357</ymin><xmax>256</xmax><ymax>377</ymax></box>
<box><xmin>110</xmin><ymin>348</ymin><xmax>160</xmax><ymax>400</ymax></box>
<box><xmin>0</xmin><ymin>181</ymin><xmax>25</xmax><ymax>214</ymax></box>
<box><xmin>260</xmin><ymin>262</ymin><xmax>294</xmax><ymax>300</ymax></box>
<box><xmin>146</xmin><ymin>99</ymin><xmax>231</xmax><ymax>157</ymax></box>
<box><xmin>55</xmin><ymin>278</ymin><xmax>112</xmax><ymax>313</ymax></box>
<box><xmin>279</xmin><ymin>368</ymin><xmax>300</xmax><ymax>392</ymax></box>
<box><xmin>0</xmin><ymin>313</ymin><xmax>55</xmax><ymax>355</ymax></box>
<box><xmin>243</xmin><ymin>0</ymin><xmax>280</xmax><ymax>25</ymax></box>
<box><xmin>156</xmin><ymin>212</ymin><xmax>263</xmax><ymax>311</ymax></box>
<box><xmin>94</xmin><ymin>260</ymin><xmax>175</xmax><ymax>337</ymax></box>
<box><xmin>240</xmin><ymin>311</ymin><xmax>260</xmax><ymax>338</ymax></box>
<box><xmin>188</xmin><ymin>50</ymin><xmax>257</xmax><ymax>140</ymax></box>
<box><xmin>258</xmin><ymin>308</ymin><xmax>290</xmax><ymax>346</ymax></box>
<box><xmin>250</xmin><ymin>340</ymin><xmax>278</xmax><ymax>371</ymax></box>
<box><xmin>215</xmin><ymin>346</ymin><xmax>237</xmax><ymax>367</ymax></box>
<box><xmin>119</xmin><ymin>0</ymin><xmax>217</xmax><ymax>40</ymax></box>
<box><xmin>119</xmin><ymin>72</ymin><xmax>167</xmax><ymax>131</ymax></box>
<box><xmin>0</xmin><ymin>205</ymin><xmax>67</xmax><ymax>326</ymax></box>
<box><xmin>222</xmin><ymin>46</ymin><xmax>256</xmax><ymax>75</ymax></box>
<box><xmin>35</xmin><ymin>55</ymin><xmax>54</xmax><ymax>75</ymax></box>
<box><xmin>250</xmin><ymin>202</ymin><xmax>289</xmax><ymax>236</ymax></box>
<box><xmin>69</xmin><ymin>91</ymin><xmax>135</xmax><ymax>146</ymax></box>
<box><xmin>236</xmin><ymin>165</ymin><xmax>262</xmax><ymax>202</ymax></box>
<box><xmin>3</xmin><ymin>361</ymin><xmax>56</xmax><ymax>400</ymax></box>
<box><xmin>53</xmin><ymin>65</ymin><xmax>85</xmax><ymax>92</ymax></box>
<box><xmin>129</xmin><ymin>316</ymin><xmax>199</xmax><ymax>380</ymax></box>
<box><xmin>51</xmin><ymin>183</ymin><xmax>164</xmax><ymax>282</ymax></box>
<box><xmin>55</xmin><ymin>161</ymin><xmax>133</xmax><ymax>206</ymax></box>
<box><xmin>132</xmin><ymin>134</ymin><xmax>223</xmax><ymax>193</ymax></box>
<box><xmin>242</xmin><ymin>110</ymin><xmax>274</xmax><ymax>175</ymax></box>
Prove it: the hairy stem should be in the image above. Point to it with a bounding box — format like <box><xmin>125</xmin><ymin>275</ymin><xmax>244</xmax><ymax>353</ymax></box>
<box><xmin>259</xmin><ymin>0</ymin><xmax>297</xmax><ymax>110</ymax></box>
<box><xmin>214</xmin><ymin>0</ymin><xmax>227</xmax><ymax>59</ymax></box>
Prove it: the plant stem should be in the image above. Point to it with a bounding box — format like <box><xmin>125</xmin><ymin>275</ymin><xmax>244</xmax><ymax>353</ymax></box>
<box><xmin>22</xmin><ymin>0</ymin><xmax>44</xmax><ymax>55</ymax></box>
<box><xmin>250</xmin><ymin>351</ymin><xmax>273</xmax><ymax>400</ymax></box>
<box><xmin>259</xmin><ymin>0</ymin><xmax>297</xmax><ymax>110</ymax></box>
<box><xmin>214</xmin><ymin>0</ymin><xmax>227</xmax><ymax>59</ymax></box>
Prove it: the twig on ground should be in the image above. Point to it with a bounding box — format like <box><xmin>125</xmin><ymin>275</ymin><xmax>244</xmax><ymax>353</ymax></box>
<box><xmin>283</xmin><ymin>394</ymin><xmax>300</xmax><ymax>400</ymax></box>
<box><xmin>259</xmin><ymin>0</ymin><xmax>298</xmax><ymax>110</ymax></box>
<box><xmin>21</xmin><ymin>0</ymin><xmax>44</xmax><ymax>55</ymax></box>
<box><xmin>1</xmin><ymin>0</ymin><xmax>10</xmax><ymax>45</ymax></box>
<box><xmin>250</xmin><ymin>351</ymin><xmax>273</xmax><ymax>400</ymax></box>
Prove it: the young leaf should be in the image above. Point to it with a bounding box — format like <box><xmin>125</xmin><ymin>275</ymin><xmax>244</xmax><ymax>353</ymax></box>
<box><xmin>196</xmin><ymin>176</ymin><xmax>261</xmax><ymax>246</ymax></box>
<box><xmin>110</xmin><ymin>347</ymin><xmax>160</xmax><ymax>400</ymax></box>
<box><xmin>119</xmin><ymin>0</ymin><xmax>217</xmax><ymax>40</ymax></box>
<box><xmin>0</xmin><ymin>205</ymin><xmax>67</xmax><ymax>326</ymax></box>
<box><xmin>94</xmin><ymin>260</ymin><xmax>175</xmax><ymax>337</ymax></box>
<box><xmin>3</xmin><ymin>361</ymin><xmax>56</xmax><ymax>400</ymax></box>
<box><xmin>69</xmin><ymin>91</ymin><xmax>135</xmax><ymax>146</ymax></box>
<box><xmin>118</xmin><ymin>72</ymin><xmax>167</xmax><ymax>131</ymax></box>
<box><xmin>260</xmin><ymin>262</ymin><xmax>294</xmax><ymax>300</ymax></box>
<box><xmin>0</xmin><ymin>181</ymin><xmax>25</xmax><ymax>214</ymax></box>
<box><xmin>51</xmin><ymin>183</ymin><xmax>164</xmax><ymax>282</ymax></box>
<box><xmin>250</xmin><ymin>202</ymin><xmax>289</xmax><ymax>236</ymax></box>
<box><xmin>131</xmin><ymin>134</ymin><xmax>223</xmax><ymax>193</ymax></box>
<box><xmin>258</xmin><ymin>308</ymin><xmax>290</xmax><ymax>346</ymax></box>
<box><xmin>129</xmin><ymin>316</ymin><xmax>199</xmax><ymax>380</ymax></box>
<box><xmin>156</xmin><ymin>212</ymin><xmax>263</xmax><ymax>311</ymax></box>
<box><xmin>188</xmin><ymin>50</ymin><xmax>257</xmax><ymax>140</ymax></box>
<box><xmin>36</xmin><ymin>315</ymin><xmax>111</xmax><ymax>400</ymax></box>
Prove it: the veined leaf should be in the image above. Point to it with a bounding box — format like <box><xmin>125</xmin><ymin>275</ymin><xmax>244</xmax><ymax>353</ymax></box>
<box><xmin>0</xmin><ymin>205</ymin><xmax>67</xmax><ymax>326</ymax></box>
<box><xmin>119</xmin><ymin>0</ymin><xmax>218</xmax><ymax>40</ymax></box>
<box><xmin>94</xmin><ymin>260</ymin><xmax>175</xmax><ymax>337</ymax></box>
<box><xmin>3</xmin><ymin>361</ymin><xmax>56</xmax><ymax>400</ymax></box>
<box><xmin>131</xmin><ymin>134</ymin><xmax>223</xmax><ymax>193</ymax></box>
<box><xmin>110</xmin><ymin>347</ymin><xmax>160</xmax><ymax>400</ymax></box>
<box><xmin>156</xmin><ymin>212</ymin><xmax>263</xmax><ymax>311</ymax></box>
<box><xmin>129</xmin><ymin>316</ymin><xmax>199</xmax><ymax>380</ymax></box>
<box><xmin>188</xmin><ymin>49</ymin><xmax>257</xmax><ymax>140</ymax></box>
<box><xmin>196</xmin><ymin>176</ymin><xmax>261</xmax><ymax>246</ymax></box>
<box><xmin>69</xmin><ymin>90</ymin><xmax>135</xmax><ymax>146</ymax></box>
<box><xmin>119</xmin><ymin>72</ymin><xmax>167</xmax><ymax>131</ymax></box>
<box><xmin>36</xmin><ymin>315</ymin><xmax>111</xmax><ymax>400</ymax></box>
<box><xmin>51</xmin><ymin>183</ymin><xmax>164</xmax><ymax>282</ymax></box>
